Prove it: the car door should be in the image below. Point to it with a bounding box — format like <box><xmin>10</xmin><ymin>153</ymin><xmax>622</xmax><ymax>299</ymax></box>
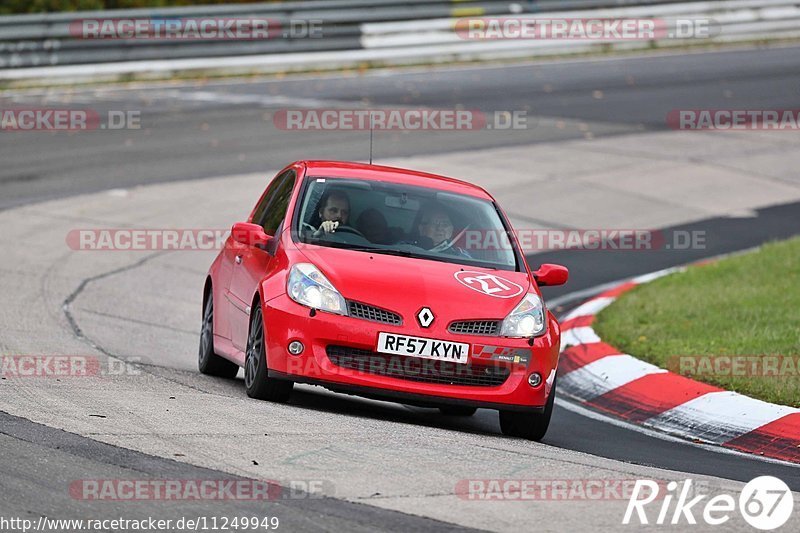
<box><xmin>228</xmin><ymin>169</ymin><xmax>296</xmax><ymax>350</ymax></box>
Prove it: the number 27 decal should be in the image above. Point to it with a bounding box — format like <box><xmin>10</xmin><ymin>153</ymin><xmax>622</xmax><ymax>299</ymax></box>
<box><xmin>454</xmin><ymin>271</ymin><xmax>524</xmax><ymax>298</ymax></box>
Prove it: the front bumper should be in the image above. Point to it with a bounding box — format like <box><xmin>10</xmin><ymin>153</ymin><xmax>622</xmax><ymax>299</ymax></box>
<box><xmin>262</xmin><ymin>294</ymin><xmax>561</xmax><ymax>410</ymax></box>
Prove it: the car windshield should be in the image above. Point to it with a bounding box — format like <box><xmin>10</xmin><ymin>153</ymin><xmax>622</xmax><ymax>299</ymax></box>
<box><xmin>294</xmin><ymin>176</ymin><xmax>519</xmax><ymax>271</ymax></box>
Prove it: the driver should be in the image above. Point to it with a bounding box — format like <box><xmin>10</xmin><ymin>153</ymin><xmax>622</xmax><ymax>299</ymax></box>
<box><xmin>311</xmin><ymin>190</ymin><xmax>351</xmax><ymax>237</ymax></box>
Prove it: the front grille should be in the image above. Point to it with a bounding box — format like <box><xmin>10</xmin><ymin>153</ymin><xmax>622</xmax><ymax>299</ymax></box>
<box><xmin>347</xmin><ymin>301</ymin><xmax>402</xmax><ymax>325</ymax></box>
<box><xmin>326</xmin><ymin>346</ymin><xmax>510</xmax><ymax>387</ymax></box>
<box><xmin>448</xmin><ymin>320</ymin><xmax>501</xmax><ymax>336</ymax></box>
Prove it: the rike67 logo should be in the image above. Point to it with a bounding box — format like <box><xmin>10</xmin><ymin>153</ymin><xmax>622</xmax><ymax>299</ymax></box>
<box><xmin>624</xmin><ymin>477</ymin><xmax>794</xmax><ymax>530</ymax></box>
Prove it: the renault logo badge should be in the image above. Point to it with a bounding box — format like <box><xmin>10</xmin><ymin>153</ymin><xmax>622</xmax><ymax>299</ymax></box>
<box><xmin>416</xmin><ymin>307</ymin><xmax>434</xmax><ymax>328</ymax></box>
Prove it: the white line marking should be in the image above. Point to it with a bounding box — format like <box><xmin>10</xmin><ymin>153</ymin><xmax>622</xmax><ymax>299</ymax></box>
<box><xmin>645</xmin><ymin>391</ymin><xmax>800</xmax><ymax>444</ymax></box>
<box><xmin>560</xmin><ymin>354</ymin><xmax>666</xmax><ymax>402</ymax></box>
<box><xmin>562</xmin><ymin>296</ymin><xmax>615</xmax><ymax>320</ymax></box>
<box><xmin>555</xmin><ymin>397</ymin><xmax>800</xmax><ymax>468</ymax></box>
<box><xmin>631</xmin><ymin>267</ymin><xmax>681</xmax><ymax>284</ymax></box>
<box><xmin>548</xmin><ymin>281</ymin><xmax>623</xmax><ymax>309</ymax></box>
<box><xmin>158</xmin><ymin>89</ymin><xmax>354</xmax><ymax>109</ymax></box>
<box><xmin>560</xmin><ymin>326</ymin><xmax>600</xmax><ymax>351</ymax></box>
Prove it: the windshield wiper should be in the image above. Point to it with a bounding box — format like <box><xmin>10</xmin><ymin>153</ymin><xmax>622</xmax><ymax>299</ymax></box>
<box><xmin>344</xmin><ymin>246</ymin><xmax>416</xmax><ymax>257</ymax></box>
<box><xmin>318</xmin><ymin>244</ymin><xmax>514</xmax><ymax>270</ymax></box>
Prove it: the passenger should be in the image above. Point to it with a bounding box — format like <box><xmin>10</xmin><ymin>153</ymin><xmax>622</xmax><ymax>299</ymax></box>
<box><xmin>412</xmin><ymin>204</ymin><xmax>471</xmax><ymax>257</ymax></box>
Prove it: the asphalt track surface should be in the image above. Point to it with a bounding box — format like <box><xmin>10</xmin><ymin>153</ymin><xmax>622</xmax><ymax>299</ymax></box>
<box><xmin>2</xmin><ymin>45</ymin><xmax>800</xmax><ymax>210</ymax></box>
<box><xmin>2</xmin><ymin>45</ymin><xmax>800</xmax><ymax>529</ymax></box>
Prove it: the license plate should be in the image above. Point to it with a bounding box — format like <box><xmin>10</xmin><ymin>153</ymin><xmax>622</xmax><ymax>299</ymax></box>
<box><xmin>376</xmin><ymin>332</ymin><xmax>469</xmax><ymax>364</ymax></box>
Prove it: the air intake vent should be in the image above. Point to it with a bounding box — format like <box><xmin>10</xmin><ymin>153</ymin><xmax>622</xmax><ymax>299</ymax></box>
<box><xmin>448</xmin><ymin>320</ymin><xmax>501</xmax><ymax>336</ymax></box>
<box><xmin>326</xmin><ymin>346</ymin><xmax>510</xmax><ymax>387</ymax></box>
<box><xmin>347</xmin><ymin>301</ymin><xmax>402</xmax><ymax>325</ymax></box>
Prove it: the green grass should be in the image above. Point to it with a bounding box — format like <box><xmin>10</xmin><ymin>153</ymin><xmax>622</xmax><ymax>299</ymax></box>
<box><xmin>593</xmin><ymin>237</ymin><xmax>800</xmax><ymax>407</ymax></box>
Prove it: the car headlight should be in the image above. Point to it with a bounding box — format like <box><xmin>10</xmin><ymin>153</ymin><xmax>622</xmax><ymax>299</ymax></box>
<box><xmin>500</xmin><ymin>293</ymin><xmax>546</xmax><ymax>338</ymax></box>
<box><xmin>287</xmin><ymin>263</ymin><xmax>347</xmax><ymax>315</ymax></box>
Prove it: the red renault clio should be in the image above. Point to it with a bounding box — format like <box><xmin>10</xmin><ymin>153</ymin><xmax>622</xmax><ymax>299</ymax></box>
<box><xmin>200</xmin><ymin>161</ymin><xmax>568</xmax><ymax>440</ymax></box>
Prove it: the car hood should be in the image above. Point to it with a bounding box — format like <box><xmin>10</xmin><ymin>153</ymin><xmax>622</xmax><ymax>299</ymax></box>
<box><xmin>296</xmin><ymin>245</ymin><xmax>532</xmax><ymax>322</ymax></box>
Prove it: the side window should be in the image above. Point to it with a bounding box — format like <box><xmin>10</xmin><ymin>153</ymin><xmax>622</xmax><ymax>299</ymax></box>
<box><xmin>253</xmin><ymin>170</ymin><xmax>296</xmax><ymax>235</ymax></box>
<box><xmin>251</xmin><ymin>170</ymin><xmax>289</xmax><ymax>227</ymax></box>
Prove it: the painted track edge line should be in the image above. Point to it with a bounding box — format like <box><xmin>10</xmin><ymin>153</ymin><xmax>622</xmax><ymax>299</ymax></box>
<box><xmin>554</xmin><ymin>398</ymin><xmax>800</xmax><ymax>468</ymax></box>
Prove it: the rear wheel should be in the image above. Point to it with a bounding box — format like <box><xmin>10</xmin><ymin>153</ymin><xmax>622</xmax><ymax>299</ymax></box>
<box><xmin>198</xmin><ymin>292</ymin><xmax>239</xmax><ymax>378</ymax></box>
<box><xmin>439</xmin><ymin>406</ymin><xmax>477</xmax><ymax>416</ymax></box>
<box><xmin>499</xmin><ymin>376</ymin><xmax>556</xmax><ymax>441</ymax></box>
<box><xmin>244</xmin><ymin>305</ymin><xmax>293</xmax><ymax>402</ymax></box>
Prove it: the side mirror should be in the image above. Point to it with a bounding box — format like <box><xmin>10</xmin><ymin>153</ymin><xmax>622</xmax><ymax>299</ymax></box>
<box><xmin>231</xmin><ymin>222</ymin><xmax>271</xmax><ymax>250</ymax></box>
<box><xmin>533</xmin><ymin>263</ymin><xmax>569</xmax><ymax>287</ymax></box>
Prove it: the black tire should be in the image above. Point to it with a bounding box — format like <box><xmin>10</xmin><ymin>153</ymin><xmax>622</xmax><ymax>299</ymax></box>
<box><xmin>244</xmin><ymin>305</ymin><xmax>293</xmax><ymax>402</ymax></box>
<box><xmin>439</xmin><ymin>406</ymin><xmax>478</xmax><ymax>416</ymax></box>
<box><xmin>198</xmin><ymin>291</ymin><xmax>239</xmax><ymax>378</ymax></box>
<box><xmin>499</xmin><ymin>376</ymin><xmax>556</xmax><ymax>441</ymax></box>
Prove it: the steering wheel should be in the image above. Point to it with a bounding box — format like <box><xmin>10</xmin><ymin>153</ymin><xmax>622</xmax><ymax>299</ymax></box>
<box><xmin>332</xmin><ymin>225</ymin><xmax>365</xmax><ymax>238</ymax></box>
<box><xmin>303</xmin><ymin>222</ymin><xmax>366</xmax><ymax>239</ymax></box>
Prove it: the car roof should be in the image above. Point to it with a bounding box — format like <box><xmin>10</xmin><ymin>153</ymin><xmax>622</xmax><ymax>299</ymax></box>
<box><xmin>300</xmin><ymin>160</ymin><xmax>493</xmax><ymax>200</ymax></box>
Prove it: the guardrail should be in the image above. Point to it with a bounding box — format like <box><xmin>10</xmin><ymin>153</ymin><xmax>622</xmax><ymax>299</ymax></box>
<box><xmin>0</xmin><ymin>0</ymin><xmax>798</xmax><ymax>83</ymax></box>
<box><xmin>0</xmin><ymin>0</ymin><xmax>512</xmax><ymax>68</ymax></box>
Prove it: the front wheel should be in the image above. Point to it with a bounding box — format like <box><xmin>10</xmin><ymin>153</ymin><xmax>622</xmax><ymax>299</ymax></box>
<box><xmin>499</xmin><ymin>376</ymin><xmax>556</xmax><ymax>441</ymax></box>
<box><xmin>244</xmin><ymin>305</ymin><xmax>293</xmax><ymax>402</ymax></box>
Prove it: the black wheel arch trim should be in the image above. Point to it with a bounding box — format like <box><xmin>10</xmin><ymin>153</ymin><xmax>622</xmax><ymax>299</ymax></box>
<box><xmin>203</xmin><ymin>276</ymin><xmax>213</xmax><ymax>316</ymax></box>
